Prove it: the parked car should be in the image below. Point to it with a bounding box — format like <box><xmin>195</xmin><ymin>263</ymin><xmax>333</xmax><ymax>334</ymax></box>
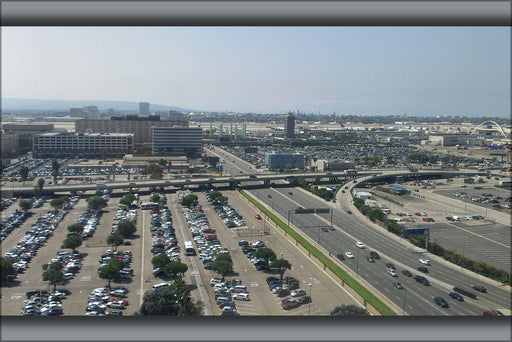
<box><xmin>291</xmin><ymin>289</ymin><xmax>307</xmax><ymax>297</ymax></box>
<box><xmin>281</xmin><ymin>298</ymin><xmax>300</xmax><ymax>310</ymax></box>
<box><xmin>297</xmin><ymin>296</ymin><xmax>312</xmax><ymax>304</ymax></box>
<box><xmin>233</xmin><ymin>293</ymin><xmax>250</xmax><ymax>301</ymax></box>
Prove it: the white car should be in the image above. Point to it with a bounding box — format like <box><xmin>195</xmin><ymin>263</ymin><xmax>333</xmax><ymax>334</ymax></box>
<box><xmin>419</xmin><ymin>259</ymin><xmax>431</xmax><ymax>266</ymax></box>
<box><xmin>290</xmin><ymin>289</ymin><xmax>307</xmax><ymax>297</ymax></box>
<box><xmin>355</xmin><ymin>241</ymin><xmax>365</xmax><ymax>249</ymax></box>
<box><xmin>345</xmin><ymin>252</ymin><xmax>354</xmax><ymax>259</ymax></box>
<box><xmin>233</xmin><ymin>293</ymin><xmax>250</xmax><ymax>301</ymax></box>
<box><xmin>386</xmin><ymin>268</ymin><xmax>398</xmax><ymax>277</ymax></box>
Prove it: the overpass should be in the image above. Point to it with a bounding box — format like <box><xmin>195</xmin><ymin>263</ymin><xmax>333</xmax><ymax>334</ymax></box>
<box><xmin>1</xmin><ymin>169</ymin><xmax>493</xmax><ymax>197</ymax></box>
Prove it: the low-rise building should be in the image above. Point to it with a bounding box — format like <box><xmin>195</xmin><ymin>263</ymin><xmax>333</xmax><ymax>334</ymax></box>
<box><xmin>33</xmin><ymin>132</ymin><xmax>133</xmax><ymax>157</ymax></box>
<box><xmin>264</xmin><ymin>153</ymin><xmax>304</xmax><ymax>170</ymax></box>
<box><xmin>152</xmin><ymin>127</ymin><xmax>203</xmax><ymax>156</ymax></box>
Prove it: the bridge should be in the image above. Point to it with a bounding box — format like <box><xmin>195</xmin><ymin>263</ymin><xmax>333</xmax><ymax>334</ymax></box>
<box><xmin>1</xmin><ymin>169</ymin><xmax>492</xmax><ymax>197</ymax></box>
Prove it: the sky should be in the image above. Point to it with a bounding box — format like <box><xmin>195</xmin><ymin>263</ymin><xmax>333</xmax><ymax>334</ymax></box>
<box><xmin>2</xmin><ymin>27</ymin><xmax>510</xmax><ymax>117</ymax></box>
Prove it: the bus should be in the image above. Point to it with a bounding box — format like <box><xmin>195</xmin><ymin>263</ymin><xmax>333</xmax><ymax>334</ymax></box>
<box><xmin>184</xmin><ymin>241</ymin><xmax>195</xmax><ymax>256</ymax></box>
<box><xmin>141</xmin><ymin>202</ymin><xmax>159</xmax><ymax>210</ymax></box>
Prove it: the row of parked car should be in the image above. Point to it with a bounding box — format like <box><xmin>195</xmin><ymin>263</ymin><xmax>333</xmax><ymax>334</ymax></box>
<box><xmin>4</xmin><ymin>208</ymin><xmax>69</xmax><ymax>276</ymax></box>
<box><xmin>98</xmin><ymin>249</ymin><xmax>134</xmax><ymax>280</ymax></box>
<box><xmin>0</xmin><ymin>197</ymin><xmax>16</xmax><ymax>210</ymax></box>
<box><xmin>112</xmin><ymin>207</ymin><xmax>137</xmax><ymax>235</ymax></box>
<box><xmin>238</xmin><ymin>240</ymin><xmax>268</xmax><ymax>271</ymax></box>
<box><xmin>21</xmin><ymin>289</ymin><xmax>70</xmax><ymax>316</ymax></box>
<box><xmin>78</xmin><ymin>209</ymin><xmax>103</xmax><ymax>238</ymax></box>
<box><xmin>1</xmin><ymin>210</ymin><xmax>33</xmax><ymax>242</ymax></box>
<box><xmin>85</xmin><ymin>286</ymin><xmax>129</xmax><ymax>316</ymax></box>
<box><xmin>149</xmin><ymin>204</ymin><xmax>179</xmax><ymax>266</ymax></box>
<box><xmin>210</xmin><ymin>278</ymin><xmax>246</xmax><ymax>316</ymax></box>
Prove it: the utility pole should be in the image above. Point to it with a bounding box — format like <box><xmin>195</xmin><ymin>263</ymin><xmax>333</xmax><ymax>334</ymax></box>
<box><xmin>330</xmin><ymin>208</ymin><xmax>333</xmax><ymax>230</ymax></box>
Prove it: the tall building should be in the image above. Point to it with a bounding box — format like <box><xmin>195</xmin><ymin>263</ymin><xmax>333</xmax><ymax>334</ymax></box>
<box><xmin>152</xmin><ymin>127</ymin><xmax>203</xmax><ymax>155</ymax></box>
<box><xmin>33</xmin><ymin>132</ymin><xmax>133</xmax><ymax>157</ymax></box>
<box><xmin>264</xmin><ymin>153</ymin><xmax>304</xmax><ymax>170</ymax></box>
<box><xmin>286</xmin><ymin>112</ymin><xmax>295</xmax><ymax>138</ymax></box>
<box><xmin>139</xmin><ymin>102</ymin><xmax>150</xmax><ymax>115</ymax></box>
<box><xmin>75</xmin><ymin>115</ymin><xmax>188</xmax><ymax>145</ymax></box>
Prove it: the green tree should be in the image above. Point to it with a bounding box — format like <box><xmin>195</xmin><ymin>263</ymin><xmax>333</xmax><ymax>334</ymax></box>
<box><xmin>137</xmin><ymin>279</ymin><xmax>203</xmax><ymax>316</ymax></box>
<box><xmin>86</xmin><ymin>196</ymin><xmax>107</xmax><ymax>212</ymax></box>
<box><xmin>106</xmin><ymin>233</ymin><xmax>124</xmax><ymax>251</ymax></box>
<box><xmin>67</xmin><ymin>223</ymin><xmax>83</xmax><ymax>234</ymax></box>
<box><xmin>51</xmin><ymin>159</ymin><xmax>61</xmax><ymax>182</ymax></box>
<box><xmin>50</xmin><ymin>197</ymin><xmax>68</xmax><ymax>212</ymax></box>
<box><xmin>1</xmin><ymin>257</ymin><xmax>15</xmax><ymax>284</ymax></box>
<box><xmin>158</xmin><ymin>159</ymin><xmax>168</xmax><ymax>166</ymax></box>
<box><xmin>42</xmin><ymin>262</ymin><xmax>63</xmax><ymax>292</ymax></box>
<box><xmin>119</xmin><ymin>193</ymin><xmax>136</xmax><ymax>206</ymax></box>
<box><xmin>180</xmin><ymin>194</ymin><xmax>198</xmax><ymax>207</ymax></box>
<box><xmin>37</xmin><ymin>178</ymin><xmax>45</xmax><ymax>191</ymax></box>
<box><xmin>428</xmin><ymin>155</ymin><xmax>438</xmax><ymax>165</ymax></box>
<box><xmin>142</xmin><ymin>164</ymin><xmax>163</xmax><ymax>179</ymax></box>
<box><xmin>98</xmin><ymin>258</ymin><xmax>125</xmax><ymax>288</ymax></box>
<box><xmin>152</xmin><ymin>254</ymin><xmax>171</xmax><ymax>269</ymax></box>
<box><xmin>211</xmin><ymin>255</ymin><xmax>233</xmax><ymax>281</ymax></box>
<box><xmin>19</xmin><ymin>166</ymin><xmax>29</xmax><ymax>180</ymax></box>
<box><xmin>33</xmin><ymin>186</ymin><xmax>42</xmax><ymax>199</ymax></box>
<box><xmin>255</xmin><ymin>247</ymin><xmax>276</xmax><ymax>267</ymax></box>
<box><xmin>367</xmin><ymin>208</ymin><xmax>385</xmax><ymax>222</ymax></box>
<box><xmin>150</xmin><ymin>194</ymin><xmax>161</xmax><ymax>203</ymax></box>
<box><xmin>62</xmin><ymin>235</ymin><xmax>82</xmax><ymax>253</ymax></box>
<box><xmin>117</xmin><ymin>220</ymin><xmax>137</xmax><ymax>238</ymax></box>
<box><xmin>164</xmin><ymin>261</ymin><xmax>189</xmax><ymax>278</ymax></box>
<box><xmin>18</xmin><ymin>199</ymin><xmax>33</xmax><ymax>212</ymax></box>
<box><xmin>270</xmin><ymin>258</ymin><xmax>292</xmax><ymax>282</ymax></box>
<box><xmin>330</xmin><ymin>304</ymin><xmax>370</xmax><ymax>316</ymax></box>
<box><xmin>184</xmin><ymin>147</ymin><xmax>197</xmax><ymax>159</ymax></box>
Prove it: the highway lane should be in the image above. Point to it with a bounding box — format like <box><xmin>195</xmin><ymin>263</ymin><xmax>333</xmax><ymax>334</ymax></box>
<box><xmin>247</xmin><ymin>186</ymin><xmax>510</xmax><ymax>315</ymax></box>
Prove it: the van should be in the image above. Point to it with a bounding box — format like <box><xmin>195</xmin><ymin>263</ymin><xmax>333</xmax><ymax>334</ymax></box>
<box><xmin>152</xmin><ymin>283</ymin><xmax>170</xmax><ymax>291</ymax></box>
<box><xmin>216</xmin><ymin>296</ymin><xmax>233</xmax><ymax>306</ymax></box>
<box><xmin>231</xmin><ymin>285</ymin><xmax>247</xmax><ymax>293</ymax></box>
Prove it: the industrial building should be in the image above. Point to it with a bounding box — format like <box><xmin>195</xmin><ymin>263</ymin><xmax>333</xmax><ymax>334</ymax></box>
<box><xmin>75</xmin><ymin>115</ymin><xmax>188</xmax><ymax>145</ymax></box>
<box><xmin>264</xmin><ymin>153</ymin><xmax>304</xmax><ymax>170</ymax></box>
<box><xmin>33</xmin><ymin>132</ymin><xmax>134</xmax><ymax>157</ymax></box>
<box><xmin>152</xmin><ymin>127</ymin><xmax>203</xmax><ymax>155</ymax></box>
<box><xmin>2</xmin><ymin>123</ymin><xmax>55</xmax><ymax>135</ymax></box>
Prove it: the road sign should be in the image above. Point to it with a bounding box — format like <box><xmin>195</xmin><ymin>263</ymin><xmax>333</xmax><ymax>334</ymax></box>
<box><xmin>402</xmin><ymin>227</ymin><xmax>429</xmax><ymax>237</ymax></box>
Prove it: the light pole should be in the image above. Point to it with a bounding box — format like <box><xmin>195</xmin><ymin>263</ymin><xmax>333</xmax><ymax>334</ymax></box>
<box><xmin>402</xmin><ymin>287</ymin><xmax>408</xmax><ymax>315</ymax></box>
<box><xmin>308</xmin><ymin>283</ymin><xmax>312</xmax><ymax>316</ymax></box>
<box><xmin>280</xmin><ymin>252</ymin><xmax>284</xmax><ymax>260</ymax></box>
<box><xmin>356</xmin><ymin>248</ymin><xmax>360</xmax><ymax>277</ymax></box>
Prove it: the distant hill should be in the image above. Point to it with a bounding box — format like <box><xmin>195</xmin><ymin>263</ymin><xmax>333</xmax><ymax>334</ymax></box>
<box><xmin>1</xmin><ymin>98</ymin><xmax>198</xmax><ymax>113</ymax></box>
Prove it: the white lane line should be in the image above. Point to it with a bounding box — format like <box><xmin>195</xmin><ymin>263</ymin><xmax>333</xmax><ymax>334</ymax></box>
<box><xmin>139</xmin><ymin>209</ymin><xmax>145</xmax><ymax>305</ymax></box>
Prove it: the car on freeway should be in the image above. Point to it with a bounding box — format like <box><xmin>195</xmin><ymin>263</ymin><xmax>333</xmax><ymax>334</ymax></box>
<box><xmin>483</xmin><ymin>309</ymin><xmax>504</xmax><ymax>316</ymax></box>
<box><xmin>419</xmin><ymin>259</ymin><xmax>431</xmax><ymax>266</ymax></box>
<box><xmin>329</xmin><ymin>226</ymin><xmax>335</xmax><ymax>231</ymax></box>
<box><xmin>417</xmin><ymin>266</ymin><xmax>429</xmax><ymax>273</ymax></box>
<box><xmin>386</xmin><ymin>268</ymin><xmax>398</xmax><ymax>277</ymax></box>
<box><xmin>414</xmin><ymin>275</ymin><xmax>430</xmax><ymax>286</ymax></box>
<box><xmin>366</xmin><ymin>255</ymin><xmax>375</xmax><ymax>263</ymax></box>
<box><xmin>434</xmin><ymin>297</ymin><xmax>449</xmax><ymax>308</ymax></box>
<box><xmin>393</xmin><ymin>282</ymin><xmax>404</xmax><ymax>289</ymax></box>
<box><xmin>369</xmin><ymin>251</ymin><xmax>380</xmax><ymax>259</ymax></box>
<box><xmin>355</xmin><ymin>241</ymin><xmax>365</xmax><ymax>249</ymax></box>
<box><xmin>291</xmin><ymin>289</ymin><xmax>307</xmax><ymax>297</ymax></box>
<box><xmin>345</xmin><ymin>252</ymin><xmax>354</xmax><ymax>259</ymax></box>
<box><xmin>347</xmin><ymin>210</ymin><xmax>352</xmax><ymax>214</ymax></box>
<box><xmin>321</xmin><ymin>227</ymin><xmax>329</xmax><ymax>232</ymax></box>
<box><xmin>449</xmin><ymin>292</ymin><xmax>464</xmax><ymax>301</ymax></box>
<box><xmin>402</xmin><ymin>270</ymin><xmax>412</xmax><ymax>277</ymax></box>
<box><xmin>385</xmin><ymin>263</ymin><xmax>396</xmax><ymax>270</ymax></box>
<box><xmin>336</xmin><ymin>254</ymin><xmax>345</xmax><ymax>261</ymax></box>
<box><xmin>473</xmin><ymin>285</ymin><xmax>487</xmax><ymax>293</ymax></box>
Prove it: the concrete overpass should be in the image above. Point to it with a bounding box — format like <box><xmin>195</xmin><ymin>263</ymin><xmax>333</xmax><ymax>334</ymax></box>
<box><xmin>1</xmin><ymin>169</ymin><xmax>495</xmax><ymax>197</ymax></box>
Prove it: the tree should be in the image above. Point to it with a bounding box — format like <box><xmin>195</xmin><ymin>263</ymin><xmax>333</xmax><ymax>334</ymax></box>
<box><xmin>180</xmin><ymin>194</ymin><xmax>198</xmax><ymax>207</ymax></box>
<box><xmin>137</xmin><ymin>279</ymin><xmax>203</xmax><ymax>316</ymax></box>
<box><xmin>164</xmin><ymin>261</ymin><xmax>188</xmax><ymax>278</ymax></box>
<box><xmin>119</xmin><ymin>193</ymin><xmax>136</xmax><ymax>207</ymax></box>
<box><xmin>150</xmin><ymin>194</ymin><xmax>161</xmax><ymax>203</ymax></box>
<box><xmin>33</xmin><ymin>186</ymin><xmax>42</xmax><ymax>199</ymax></box>
<box><xmin>255</xmin><ymin>247</ymin><xmax>276</xmax><ymax>267</ymax></box>
<box><xmin>19</xmin><ymin>166</ymin><xmax>29</xmax><ymax>180</ymax></box>
<box><xmin>51</xmin><ymin>159</ymin><xmax>61</xmax><ymax>182</ymax></box>
<box><xmin>184</xmin><ymin>147</ymin><xmax>197</xmax><ymax>159</ymax></box>
<box><xmin>270</xmin><ymin>258</ymin><xmax>292</xmax><ymax>282</ymax></box>
<box><xmin>67</xmin><ymin>223</ymin><xmax>83</xmax><ymax>234</ymax></box>
<box><xmin>367</xmin><ymin>208</ymin><xmax>385</xmax><ymax>222</ymax></box>
<box><xmin>62</xmin><ymin>235</ymin><xmax>82</xmax><ymax>253</ymax></box>
<box><xmin>50</xmin><ymin>197</ymin><xmax>68</xmax><ymax>212</ymax></box>
<box><xmin>42</xmin><ymin>262</ymin><xmax>63</xmax><ymax>292</ymax></box>
<box><xmin>1</xmin><ymin>257</ymin><xmax>15</xmax><ymax>284</ymax></box>
<box><xmin>142</xmin><ymin>163</ymin><xmax>163</xmax><ymax>179</ymax></box>
<box><xmin>37</xmin><ymin>178</ymin><xmax>45</xmax><ymax>191</ymax></box>
<box><xmin>86</xmin><ymin>196</ymin><xmax>107</xmax><ymax>212</ymax></box>
<box><xmin>117</xmin><ymin>220</ymin><xmax>137</xmax><ymax>238</ymax></box>
<box><xmin>211</xmin><ymin>255</ymin><xmax>233</xmax><ymax>280</ymax></box>
<box><xmin>330</xmin><ymin>304</ymin><xmax>369</xmax><ymax>316</ymax></box>
<box><xmin>19</xmin><ymin>200</ymin><xmax>33</xmax><ymax>212</ymax></box>
<box><xmin>98</xmin><ymin>258</ymin><xmax>125</xmax><ymax>288</ymax></box>
<box><xmin>106</xmin><ymin>233</ymin><xmax>124</xmax><ymax>251</ymax></box>
<box><xmin>152</xmin><ymin>254</ymin><xmax>171</xmax><ymax>269</ymax></box>
<box><xmin>158</xmin><ymin>159</ymin><xmax>167</xmax><ymax>166</ymax></box>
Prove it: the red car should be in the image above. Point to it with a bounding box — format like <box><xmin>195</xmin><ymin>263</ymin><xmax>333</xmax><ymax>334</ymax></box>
<box><xmin>202</xmin><ymin>228</ymin><xmax>216</xmax><ymax>234</ymax></box>
<box><xmin>415</xmin><ymin>212</ymin><xmax>421</xmax><ymax>216</ymax></box>
<box><xmin>422</xmin><ymin>218</ymin><xmax>429</xmax><ymax>222</ymax></box>
<box><xmin>473</xmin><ymin>285</ymin><xmax>487</xmax><ymax>293</ymax></box>
<box><xmin>110</xmin><ymin>298</ymin><xmax>129</xmax><ymax>305</ymax></box>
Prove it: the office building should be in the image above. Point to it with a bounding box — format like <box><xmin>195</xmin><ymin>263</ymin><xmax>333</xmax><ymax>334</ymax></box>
<box><xmin>2</xmin><ymin>123</ymin><xmax>55</xmax><ymax>135</ymax></box>
<box><xmin>69</xmin><ymin>108</ymin><xmax>85</xmax><ymax>117</ymax></box>
<box><xmin>33</xmin><ymin>132</ymin><xmax>133</xmax><ymax>157</ymax></box>
<box><xmin>1</xmin><ymin>132</ymin><xmax>19</xmax><ymax>155</ymax></box>
<box><xmin>286</xmin><ymin>112</ymin><xmax>295</xmax><ymax>138</ymax></box>
<box><xmin>264</xmin><ymin>153</ymin><xmax>304</xmax><ymax>170</ymax></box>
<box><xmin>139</xmin><ymin>102</ymin><xmax>150</xmax><ymax>115</ymax></box>
<box><xmin>152</xmin><ymin>127</ymin><xmax>203</xmax><ymax>155</ymax></box>
<box><xmin>75</xmin><ymin>115</ymin><xmax>188</xmax><ymax>145</ymax></box>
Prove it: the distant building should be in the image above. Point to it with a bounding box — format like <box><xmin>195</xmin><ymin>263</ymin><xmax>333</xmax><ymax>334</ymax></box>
<box><xmin>2</xmin><ymin>123</ymin><xmax>55</xmax><ymax>135</ymax></box>
<box><xmin>139</xmin><ymin>102</ymin><xmax>150</xmax><ymax>115</ymax></box>
<box><xmin>428</xmin><ymin>133</ymin><xmax>476</xmax><ymax>146</ymax></box>
<box><xmin>83</xmin><ymin>105</ymin><xmax>100</xmax><ymax>118</ymax></box>
<box><xmin>1</xmin><ymin>131</ymin><xmax>19</xmax><ymax>155</ymax></box>
<box><xmin>352</xmin><ymin>188</ymin><xmax>374</xmax><ymax>200</ymax></box>
<box><xmin>152</xmin><ymin>127</ymin><xmax>203</xmax><ymax>155</ymax></box>
<box><xmin>33</xmin><ymin>132</ymin><xmax>133</xmax><ymax>157</ymax></box>
<box><xmin>69</xmin><ymin>108</ymin><xmax>85</xmax><ymax>117</ymax></box>
<box><xmin>264</xmin><ymin>153</ymin><xmax>304</xmax><ymax>169</ymax></box>
<box><xmin>286</xmin><ymin>113</ymin><xmax>295</xmax><ymax>138</ymax></box>
<box><xmin>168</xmin><ymin>110</ymin><xmax>185</xmax><ymax>120</ymax></box>
<box><xmin>75</xmin><ymin>115</ymin><xmax>188</xmax><ymax>145</ymax></box>
<box><xmin>311</xmin><ymin>159</ymin><xmax>354</xmax><ymax>172</ymax></box>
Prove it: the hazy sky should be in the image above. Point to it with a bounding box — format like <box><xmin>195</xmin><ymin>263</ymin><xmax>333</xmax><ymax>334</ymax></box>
<box><xmin>2</xmin><ymin>27</ymin><xmax>510</xmax><ymax>116</ymax></box>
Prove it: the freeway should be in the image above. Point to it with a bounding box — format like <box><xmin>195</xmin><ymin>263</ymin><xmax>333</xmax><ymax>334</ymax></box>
<box><xmin>246</xmin><ymin>186</ymin><xmax>511</xmax><ymax>315</ymax></box>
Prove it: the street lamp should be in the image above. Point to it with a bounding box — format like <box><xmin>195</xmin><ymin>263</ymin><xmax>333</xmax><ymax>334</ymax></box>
<box><xmin>356</xmin><ymin>248</ymin><xmax>360</xmax><ymax>277</ymax></box>
<box><xmin>280</xmin><ymin>252</ymin><xmax>284</xmax><ymax>259</ymax></box>
<box><xmin>402</xmin><ymin>287</ymin><xmax>408</xmax><ymax>315</ymax></box>
<box><xmin>308</xmin><ymin>283</ymin><xmax>312</xmax><ymax>316</ymax></box>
